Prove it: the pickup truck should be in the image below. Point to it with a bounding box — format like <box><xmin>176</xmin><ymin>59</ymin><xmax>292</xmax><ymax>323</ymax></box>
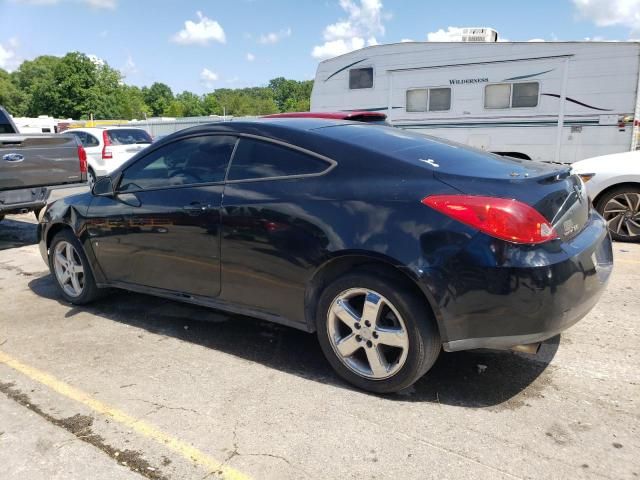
<box><xmin>0</xmin><ymin>106</ymin><xmax>87</xmax><ymax>221</ymax></box>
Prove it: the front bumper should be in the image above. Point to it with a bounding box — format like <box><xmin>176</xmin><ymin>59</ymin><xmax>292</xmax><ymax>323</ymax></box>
<box><xmin>430</xmin><ymin>212</ymin><xmax>613</xmax><ymax>352</ymax></box>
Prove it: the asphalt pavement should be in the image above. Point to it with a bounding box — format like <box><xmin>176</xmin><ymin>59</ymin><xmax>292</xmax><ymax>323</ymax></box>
<box><xmin>0</xmin><ymin>190</ymin><xmax>638</xmax><ymax>479</ymax></box>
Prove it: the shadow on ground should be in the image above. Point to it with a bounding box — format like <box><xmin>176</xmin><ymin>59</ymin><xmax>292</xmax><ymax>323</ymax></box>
<box><xmin>0</xmin><ymin>216</ymin><xmax>38</xmax><ymax>250</ymax></box>
<box><xmin>28</xmin><ymin>274</ymin><xmax>559</xmax><ymax>408</ymax></box>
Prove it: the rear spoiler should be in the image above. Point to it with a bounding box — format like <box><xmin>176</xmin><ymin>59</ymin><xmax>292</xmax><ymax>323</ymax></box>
<box><xmin>343</xmin><ymin>112</ymin><xmax>388</xmax><ymax>122</ymax></box>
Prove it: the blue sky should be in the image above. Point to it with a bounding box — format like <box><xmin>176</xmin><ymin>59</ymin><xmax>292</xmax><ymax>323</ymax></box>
<box><xmin>0</xmin><ymin>0</ymin><xmax>639</xmax><ymax>94</ymax></box>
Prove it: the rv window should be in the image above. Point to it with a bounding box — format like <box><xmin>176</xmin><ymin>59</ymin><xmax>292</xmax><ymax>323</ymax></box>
<box><xmin>512</xmin><ymin>82</ymin><xmax>539</xmax><ymax>108</ymax></box>
<box><xmin>349</xmin><ymin>68</ymin><xmax>374</xmax><ymax>89</ymax></box>
<box><xmin>429</xmin><ymin>88</ymin><xmax>451</xmax><ymax>111</ymax></box>
<box><xmin>485</xmin><ymin>84</ymin><xmax>511</xmax><ymax>109</ymax></box>
<box><xmin>406</xmin><ymin>89</ymin><xmax>428</xmax><ymax>112</ymax></box>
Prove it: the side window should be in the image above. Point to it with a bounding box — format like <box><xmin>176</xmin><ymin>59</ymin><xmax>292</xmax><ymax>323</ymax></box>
<box><xmin>485</xmin><ymin>82</ymin><xmax>539</xmax><ymax>109</ymax></box>
<box><xmin>406</xmin><ymin>89</ymin><xmax>428</xmax><ymax>112</ymax></box>
<box><xmin>349</xmin><ymin>67</ymin><xmax>373</xmax><ymax>89</ymax></box>
<box><xmin>227</xmin><ymin>138</ymin><xmax>330</xmax><ymax>181</ymax></box>
<box><xmin>429</xmin><ymin>88</ymin><xmax>451</xmax><ymax>111</ymax></box>
<box><xmin>512</xmin><ymin>82</ymin><xmax>539</xmax><ymax>108</ymax></box>
<box><xmin>406</xmin><ymin>87</ymin><xmax>451</xmax><ymax>112</ymax></box>
<box><xmin>119</xmin><ymin>135</ymin><xmax>237</xmax><ymax>192</ymax></box>
<box><xmin>485</xmin><ymin>84</ymin><xmax>511</xmax><ymax>109</ymax></box>
<box><xmin>68</xmin><ymin>131</ymin><xmax>86</xmax><ymax>146</ymax></box>
<box><xmin>85</xmin><ymin>133</ymin><xmax>100</xmax><ymax>147</ymax></box>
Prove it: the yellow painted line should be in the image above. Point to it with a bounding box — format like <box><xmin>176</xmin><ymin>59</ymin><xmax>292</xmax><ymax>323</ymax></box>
<box><xmin>0</xmin><ymin>350</ymin><xmax>251</xmax><ymax>480</ymax></box>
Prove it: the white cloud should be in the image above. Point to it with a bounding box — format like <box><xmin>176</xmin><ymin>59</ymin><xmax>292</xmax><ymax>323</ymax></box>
<box><xmin>246</xmin><ymin>52</ymin><xmax>255</xmax><ymax>61</ymax></box>
<box><xmin>426</xmin><ymin>26</ymin><xmax>464</xmax><ymax>42</ymax></box>
<box><xmin>573</xmin><ymin>0</ymin><xmax>640</xmax><ymax>30</ymax></box>
<box><xmin>312</xmin><ymin>0</ymin><xmax>386</xmax><ymax>59</ymax></box>
<box><xmin>0</xmin><ymin>37</ymin><xmax>21</xmax><ymax>71</ymax></box>
<box><xmin>0</xmin><ymin>43</ymin><xmax>16</xmax><ymax>70</ymax></box>
<box><xmin>200</xmin><ymin>68</ymin><xmax>219</xmax><ymax>88</ymax></box>
<box><xmin>122</xmin><ymin>54</ymin><xmax>137</xmax><ymax>76</ymax></box>
<box><xmin>258</xmin><ymin>27</ymin><xmax>292</xmax><ymax>44</ymax></box>
<box><xmin>528</xmin><ymin>38</ymin><xmax>546</xmax><ymax>42</ymax></box>
<box><xmin>400</xmin><ymin>38</ymin><xmax>414</xmax><ymax>43</ymax></box>
<box><xmin>172</xmin><ymin>11</ymin><xmax>226</xmax><ymax>46</ymax></box>
<box><xmin>87</xmin><ymin>54</ymin><xmax>105</xmax><ymax>67</ymax></box>
<box><xmin>15</xmin><ymin>0</ymin><xmax>116</xmax><ymax>8</ymax></box>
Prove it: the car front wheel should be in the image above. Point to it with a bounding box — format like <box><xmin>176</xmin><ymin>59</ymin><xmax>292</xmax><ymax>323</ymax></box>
<box><xmin>316</xmin><ymin>271</ymin><xmax>440</xmax><ymax>393</ymax></box>
<box><xmin>596</xmin><ymin>186</ymin><xmax>640</xmax><ymax>242</ymax></box>
<box><xmin>49</xmin><ymin>230</ymin><xmax>102</xmax><ymax>304</ymax></box>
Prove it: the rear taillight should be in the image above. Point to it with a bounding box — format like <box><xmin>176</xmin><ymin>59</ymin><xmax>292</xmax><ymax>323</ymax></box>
<box><xmin>78</xmin><ymin>145</ymin><xmax>88</xmax><ymax>174</ymax></box>
<box><xmin>102</xmin><ymin>130</ymin><xmax>112</xmax><ymax>159</ymax></box>
<box><xmin>422</xmin><ymin>195</ymin><xmax>558</xmax><ymax>244</ymax></box>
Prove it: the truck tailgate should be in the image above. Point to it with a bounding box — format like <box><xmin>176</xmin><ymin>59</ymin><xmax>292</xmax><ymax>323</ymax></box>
<box><xmin>0</xmin><ymin>134</ymin><xmax>84</xmax><ymax>191</ymax></box>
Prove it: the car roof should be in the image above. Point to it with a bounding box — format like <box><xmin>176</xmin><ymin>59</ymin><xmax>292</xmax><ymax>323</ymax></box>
<box><xmin>263</xmin><ymin>111</ymin><xmax>387</xmax><ymax>121</ymax></box>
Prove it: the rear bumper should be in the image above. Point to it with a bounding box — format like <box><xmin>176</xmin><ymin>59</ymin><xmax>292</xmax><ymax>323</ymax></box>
<box><xmin>428</xmin><ymin>211</ymin><xmax>613</xmax><ymax>352</ymax></box>
<box><xmin>0</xmin><ymin>187</ymin><xmax>49</xmax><ymax>215</ymax></box>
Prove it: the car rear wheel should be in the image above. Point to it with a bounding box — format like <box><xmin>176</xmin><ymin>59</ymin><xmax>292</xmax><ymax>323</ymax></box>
<box><xmin>49</xmin><ymin>230</ymin><xmax>102</xmax><ymax>304</ymax></box>
<box><xmin>316</xmin><ymin>272</ymin><xmax>440</xmax><ymax>393</ymax></box>
<box><xmin>87</xmin><ymin>168</ymin><xmax>96</xmax><ymax>188</ymax></box>
<box><xmin>596</xmin><ymin>186</ymin><xmax>640</xmax><ymax>242</ymax></box>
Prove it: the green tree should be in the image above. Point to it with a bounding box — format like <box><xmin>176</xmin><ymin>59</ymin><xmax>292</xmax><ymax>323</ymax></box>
<box><xmin>0</xmin><ymin>69</ymin><xmax>27</xmax><ymax>116</ymax></box>
<box><xmin>143</xmin><ymin>82</ymin><xmax>174</xmax><ymax>117</ymax></box>
<box><xmin>174</xmin><ymin>91</ymin><xmax>205</xmax><ymax>117</ymax></box>
<box><xmin>115</xmin><ymin>85</ymin><xmax>150</xmax><ymax>120</ymax></box>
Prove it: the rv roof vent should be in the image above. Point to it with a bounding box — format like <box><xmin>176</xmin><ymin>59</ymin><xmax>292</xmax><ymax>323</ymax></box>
<box><xmin>461</xmin><ymin>28</ymin><xmax>498</xmax><ymax>42</ymax></box>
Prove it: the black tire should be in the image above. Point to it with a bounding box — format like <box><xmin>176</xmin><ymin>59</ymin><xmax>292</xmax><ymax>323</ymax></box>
<box><xmin>316</xmin><ymin>271</ymin><xmax>440</xmax><ymax>394</ymax></box>
<box><xmin>88</xmin><ymin>168</ymin><xmax>96</xmax><ymax>187</ymax></box>
<box><xmin>595</xmin><ymin>185</ymin><xmax>640</xmax><ymax>242</ymax></box>
<box><xmin>49</xmin><ymin>229</ymin><xmax>103</xmax><ymax>304</ymax></box>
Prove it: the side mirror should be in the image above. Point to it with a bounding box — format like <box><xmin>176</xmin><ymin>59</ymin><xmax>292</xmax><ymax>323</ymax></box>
<box><xmin>92</xmin><ymin>176</ymin><xmax>114</xmax><ymax>196</ymax></box>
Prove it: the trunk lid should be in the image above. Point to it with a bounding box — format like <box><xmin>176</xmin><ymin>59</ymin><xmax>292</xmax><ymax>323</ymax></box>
<box><xmin>0</xmin><ymin>134</ymin><xmax>83</xmax><ymax>191</ymax></box>
<box><xmin>433</xmin><ymin>154</ymin><xmax>589</xmax><ymax>242</ymax></box>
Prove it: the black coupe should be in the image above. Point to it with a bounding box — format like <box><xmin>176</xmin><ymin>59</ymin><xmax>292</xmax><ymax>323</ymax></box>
<box><xmin>39</xmin><ymin>119</ymin><xmax>613</xmax><ymax>393</ymax></box>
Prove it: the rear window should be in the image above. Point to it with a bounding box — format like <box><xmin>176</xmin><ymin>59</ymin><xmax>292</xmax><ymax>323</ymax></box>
<box><xmin>0</xmin><ymin>124</ymin><xmax>15</xmax><ymax>134</ymax></box>
<box><xmin>107</xmin><ymin>129</ymin><xmax>152</xmax><ymax>145</ymax></box>
<box><xmin>228</xmin><ymin>138</ymin><xmax>330</xmax><ymax>180</ymax></box>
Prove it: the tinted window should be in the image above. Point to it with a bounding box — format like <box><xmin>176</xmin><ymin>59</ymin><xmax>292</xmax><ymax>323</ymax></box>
<box><xmin>349</xmin><ymin>68</ymin><xmax>374</xmax><ymax>89</ymax></box>
<box><xmin>119</xmin><ymin>135</ymin><xmax>236</xmax><ymax>191</ymax></box>
<box><xmin>107</xmin><ymin>128</ymin><xmax>152</xmax><ymax>145</ymax></box>
<box><xmin>228</xmin><ymin>138</ymin><xmax>329</xmax><ymax>181</ymax></box>
<box><xmin>512</xmin><ymin>82</ymin><xmax>539</xmax><ymax>108</ymax></box>
<box><xmin>85</xmin><ymin>133</ymin><xmax>100</xmax><ymax>147</ymax></box>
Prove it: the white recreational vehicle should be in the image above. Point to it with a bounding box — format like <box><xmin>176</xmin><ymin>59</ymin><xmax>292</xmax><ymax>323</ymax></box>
<box><xmin>310</xmin><ymin>42</ymin><xmax>640</xmax><ymax>163</ymax></box>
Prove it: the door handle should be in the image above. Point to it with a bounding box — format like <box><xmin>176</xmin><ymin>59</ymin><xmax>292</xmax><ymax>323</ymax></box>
<box><xmin>183</xmin><ymin>203</ymin><xmax>213</xmax><ymax>215</ymax></box>
<box><xmin>3</xmin><ymin>153</ymin><xmax>24</xmax><ymax>162</ymax></box>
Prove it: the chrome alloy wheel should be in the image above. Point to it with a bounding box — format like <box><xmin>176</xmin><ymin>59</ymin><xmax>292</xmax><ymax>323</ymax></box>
<box><xmin>327</xmin><ymin>288</ymin><xmax>410</xmax><ymax>380</ymax></box>
<box><xmin>603</xmin><ymin>192</ymin><xmax>640</xmax><ymax>239</ymax></box>
<box><xmin>53</xmin><ymin>241</ymin><xmax>85</xmax><ymax>297</ymax></box>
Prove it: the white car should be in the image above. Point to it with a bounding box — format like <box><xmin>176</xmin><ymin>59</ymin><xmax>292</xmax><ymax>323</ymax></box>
<box><xmin>571</xmin><ymin>150</ymin><xmax>640</xmax><ymax>242</ymax></box>
<box><xmin>64</xmin><ymin>127</ymin><xmax>152</xmax><ymax>184</ymax></box>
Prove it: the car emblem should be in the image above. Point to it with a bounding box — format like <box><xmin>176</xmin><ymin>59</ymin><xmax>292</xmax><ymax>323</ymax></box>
<box><xmin>419</xmin><ymin>158</ymin><xmax>440</xmax><ymax>168</ymax></box>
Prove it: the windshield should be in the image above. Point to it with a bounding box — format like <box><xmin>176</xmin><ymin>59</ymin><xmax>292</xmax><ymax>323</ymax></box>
<box><xmin>107</xmin><ymin>129</ymin><xmax>152</xmax><ymax>145</ymax></box>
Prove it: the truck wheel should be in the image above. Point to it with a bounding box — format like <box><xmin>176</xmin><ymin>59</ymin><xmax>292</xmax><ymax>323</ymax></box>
<box><xmin>596</xmin><ymin>186</ymin><xmax>640</xmax><ymax>242</ymax></box>
<box><xmin>49</xmin><ymin>230</ymin><xmax>103</xmax><ymax>304</ymax></box>
<box><xmin>316</xmin><ymin>271</ymin><xmax>440</xmax><ymax>394</ymax></box>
